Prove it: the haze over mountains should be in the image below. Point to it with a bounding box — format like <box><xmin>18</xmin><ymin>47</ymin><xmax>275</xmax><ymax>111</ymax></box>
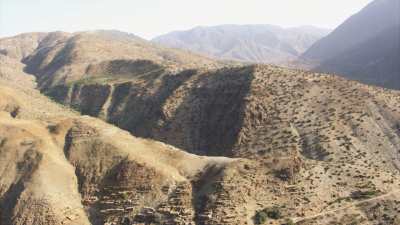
<box><xmin>303</xmin><ymin>0</ymin><xmax>400</xmax><ymax>89</ymax></box>
<box><xmin>153</xmin><ymin>25</ymin><xmax>331</xmax><ymax>64</ymax></box>
<box><xmin>153</xmin><ymin>0</ymin><xmax>400</xmax><ymax>90</ymax></box>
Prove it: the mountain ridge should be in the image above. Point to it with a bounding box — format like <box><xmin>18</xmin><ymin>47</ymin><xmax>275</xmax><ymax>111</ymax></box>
<box><xmin>153</xmin><ymin>24</ymin><xmax>331</xmax><ymax>64</ymax></box>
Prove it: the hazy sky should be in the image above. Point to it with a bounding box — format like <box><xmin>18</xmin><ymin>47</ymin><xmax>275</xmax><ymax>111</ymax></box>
<box><xmin>1</xmin><ymin>0</ymin><xmax>374</xmax><ymax>39</ymax></box>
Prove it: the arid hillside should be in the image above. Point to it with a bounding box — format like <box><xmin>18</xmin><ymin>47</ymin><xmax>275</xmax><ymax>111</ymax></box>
<box><xmin>0</xmin><ymin>30</ymin><xmax>225</xmax><ymax>90</ymax></box>
<box><xmin>0</xmin><ymin>31</ymin><xmax>400</xmax><ymax>225</ymax></box>
<box><xmin>0</xmin><ymin>50</ymin><xmax>267</xmax><ymax>225</ymax></box>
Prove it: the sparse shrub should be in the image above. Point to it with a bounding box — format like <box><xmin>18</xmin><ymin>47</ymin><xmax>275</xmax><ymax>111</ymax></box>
<box><xmin>47</xmin><ymin>124</ymin><xmax>58</xmax><ymax>133</ymax></box>
<box><xmin>274</xmin><ymin>168</ymin><xmax>291</xmax><ymax>181</ymax></box>
<box><xmin>254</xmin><ymin>206</ymin><xmax>282</xmax><ymax>224</ymax></box>
<box><xmin>282</xmin><ymin>218</ymin><xmax>295</xmax><ymax>225</ymax></box>
<box><xmin>265</xmin><ymin>207</ymin><xmax>282</xmax><ymax>219</ymax></box>
<box><xmin>350</xmin><ymin>190</ymin><xmax>378</xmax><ymax>200</ymax></box>
<box><xmin>254</xmin><ymin>210</ymin><xmax>268</xmax><ymax>224</ymax></box>
<box><xmin>121</xmin><ymin>192</ymin><xmax>129</xmax><ymax>200</ymax></box>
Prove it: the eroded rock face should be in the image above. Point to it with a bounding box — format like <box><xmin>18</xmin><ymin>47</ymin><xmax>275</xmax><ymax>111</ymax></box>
<box><xmin>0</xmin><ymin>117</ymin><xmax>91</xmax><ymax>225</ymax></box>
<box><xmin>0</xmin><ymin>102</ymin><xmax>268</xmax><ymax>225</ymax></box>
<box><xmin>59</xmin><ymin>118</ymin><xmax>270</xmax><ymax>225</ymax></box>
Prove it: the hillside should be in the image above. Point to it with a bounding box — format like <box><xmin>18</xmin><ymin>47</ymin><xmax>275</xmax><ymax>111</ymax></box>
<box><xmin>1</xmin><ymin>31</ymin><xmax>400</xmax><ymax>225</ymax></box>
<box><xmin>0</xmin><ymin>49</ymin><xmax>266</xmax><ymax>225</ymax></box>
<box><xmin>44</xmin><ymin>57</ymin><xmax>400</xmax><ymax>224</ymax></box>
<box><xmin>0</xmin><ymin>95</ymin><xmax>250</xmax><ymax>225</ymax></box>
<box><xmin>153</xmin><ymin>25</ymin><xmax>330</xmax><ymax>64</ymax></box>
<box><xmin>302</xmin><ymin>0</ymin><xmax>400</xmax><ymax>89</ymax></box>
<box><xmin>0</xmin><ymin>30</ymin><xmax>224</xmax><ymax>90</ymax></box>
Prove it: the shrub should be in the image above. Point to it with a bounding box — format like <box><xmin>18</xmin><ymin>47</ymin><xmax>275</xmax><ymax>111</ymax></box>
<box><xmin>350</xmin><ymin>190</ymin><xmax>378</xmax><ymax>200</ymax></box>
<box><xmin>120</xmin><ymin>192</ymin><xmax>129</xmax><ymax>200</ymax></box>
<box><xmin>282</xmin><ymin>219</ymin><xmax>295</xmax><ymax>225</ymax></box>
<box><xmin>254</xmin><ymin>207</ymin><xmax>282</xmax><ymax>224</ymax></box>
<box><xmin>254</xmin><ymin>210</ymin><xmax>268</xmax><ymax>224</ymax></box>
<box><xmin>265</xmin><ymin>207</ymin><xmax>282</xmax><ymax>219</ymax></box>
<box><xmin>274</xmin><ymin>168</ymin><xmax>291</xmax><ymax>181</ymax></box>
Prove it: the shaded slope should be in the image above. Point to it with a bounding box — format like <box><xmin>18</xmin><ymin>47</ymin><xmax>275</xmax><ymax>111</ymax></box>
<box><xmin>0</xmin><ymin>79</ymin><xmax>272</xmax><ymax>225</ymax></box>
<box><xmin>303</xmin><ymin>0</ymin><xmax>399</xmax><ymax>61</ymax></box>
<box><xmin>302</xmin><ymin>0</ymin><xmax>400</xmax><ymax>89</ymax></box>
<box><xmin>316</xmin><ymin>25</ymin><xmax>400</xmax><ymax>89</ymax></box>
<box><xmin>46</xmin><ymin>62</ymin><xmax>400</xmax><ymax>162</ymax></box>
<box><xmin>46</xmin><ymin>64</ymin><xmax>255</xmax><ymax>156</ymax></box>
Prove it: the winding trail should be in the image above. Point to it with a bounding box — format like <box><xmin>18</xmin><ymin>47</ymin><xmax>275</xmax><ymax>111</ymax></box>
<box><xmin>291</xmin><ymin>189</ymin><xmax>400</xmax><ymax>224</ymax></box>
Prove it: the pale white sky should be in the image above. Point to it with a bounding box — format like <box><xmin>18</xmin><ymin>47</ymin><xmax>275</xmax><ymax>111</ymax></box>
<box><xmin>0</xmin><ymin>0</ymin><xmax>374</xmax><ymax>39</ymax></box>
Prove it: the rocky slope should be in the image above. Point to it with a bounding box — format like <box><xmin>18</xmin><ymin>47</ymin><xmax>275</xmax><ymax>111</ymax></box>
<box><xmin>153</xmin><ymin>25</ymin><xmax>330</xmax><ymax>64</ymax></box>
<box><xmin>44</xmin><ymin>55</ymin><xmax>400</xmax><ymax>224</ymax></box>
<box><xmin>302</xmin><ymin>0</ymin><xmax>400</xmax><ymax>89</ymax></box>
<box><xmin>1</xmin><ymin>31</ymin><xmax>400</xmax><ymax>225</ymax></box>
<box><xmin>0</xmin><ymin>53</ymin><xmax>267</xmax><ymax>225</ymax></box>
<box><xmin>44</xmin><ymin>62</ymin><xmax>400</xmax><ymax>224</ymax></box>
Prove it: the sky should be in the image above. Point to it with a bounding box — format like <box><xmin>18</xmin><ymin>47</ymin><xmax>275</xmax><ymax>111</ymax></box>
<box><xmin>0</xmin><ymin>0</ymin><xmax>374</xmax><ymax>39</ymax></box>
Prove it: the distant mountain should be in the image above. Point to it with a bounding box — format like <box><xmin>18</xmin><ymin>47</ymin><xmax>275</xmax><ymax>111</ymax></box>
<box><xmin>153</xmin><ymin>25</ymin><xmax>331</xmax><ymax>64</ymax></box>
<box><xmin>302</xmin><ymin>0</ymin><xmax>400</xmax><ymax>89</ymax></box>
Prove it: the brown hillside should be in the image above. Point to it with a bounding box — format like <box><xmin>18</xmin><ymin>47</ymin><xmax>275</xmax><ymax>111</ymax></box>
<box><xmin>4</xmin><ymin>30</ymin><xmax>224</xmax><ymax>90</ymax></box>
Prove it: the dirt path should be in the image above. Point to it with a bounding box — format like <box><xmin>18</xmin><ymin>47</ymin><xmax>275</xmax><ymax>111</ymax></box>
<box><xmin>291</xmin><ymin>189</ymin><xmax>400</xmax><ymax>223</ymax></box>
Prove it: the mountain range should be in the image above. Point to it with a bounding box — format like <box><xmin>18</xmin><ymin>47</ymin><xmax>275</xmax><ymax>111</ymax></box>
<box><xmin>153</xmin><ymin>25</ymin><xmax>331</xmax><ymax>64</ymax></box>
<box><xmin>153</xmin><ymin>0</ymin><xmax>400</xmax><ymax>90</ymax></box>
